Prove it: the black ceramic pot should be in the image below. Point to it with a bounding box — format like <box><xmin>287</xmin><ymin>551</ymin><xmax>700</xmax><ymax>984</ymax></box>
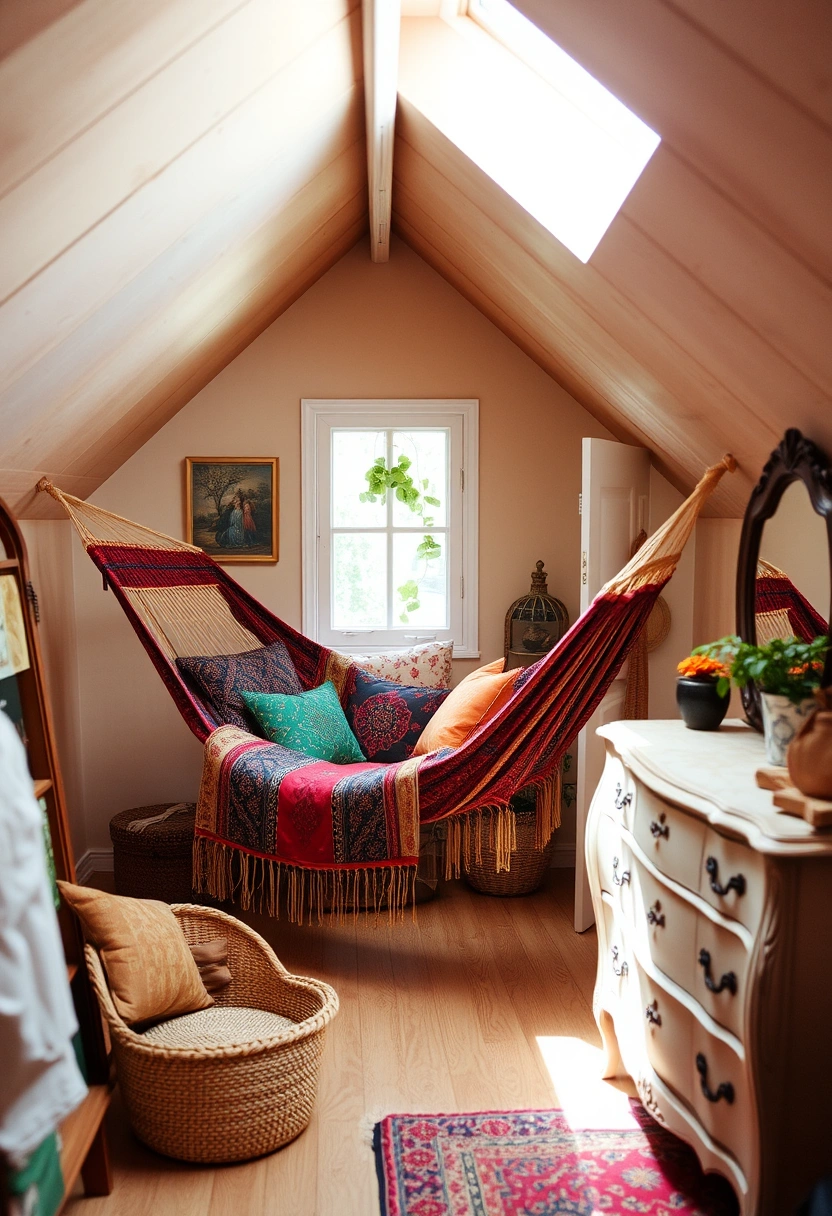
<box><xmin>676</xmin><ymin>677</ymin><xmax>730</xmax><ymax>731</ymax></box>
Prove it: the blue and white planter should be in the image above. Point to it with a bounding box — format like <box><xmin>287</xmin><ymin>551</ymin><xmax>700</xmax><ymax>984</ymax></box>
<box><xmin>760</xmin><ymin>693</ymin><xmax>817</xmax><ymax>767</ymax></box>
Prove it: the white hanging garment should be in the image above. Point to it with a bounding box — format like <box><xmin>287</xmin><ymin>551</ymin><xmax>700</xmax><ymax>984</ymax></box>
<box><xmin>0</xmin><ymin>712</ymin><xmax>87</xmax><ymax>1159</ymax></box>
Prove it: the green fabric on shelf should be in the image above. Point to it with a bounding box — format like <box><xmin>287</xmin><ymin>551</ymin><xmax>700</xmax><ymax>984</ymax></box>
<box><xmin>242</xmin><ymin>682</ymin><xmax>366</xmax><ymax>764</ymax></box>
<box><xmin>5</xmin><ymin>1132</ymin><xmax>64</xmax><ymax>1216</ymax></box>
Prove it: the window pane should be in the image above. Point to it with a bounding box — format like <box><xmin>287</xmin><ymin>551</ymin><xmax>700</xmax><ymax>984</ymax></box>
<box><xmin>332</xmin><ymin>430</ymin><xmax>386</xmax><ymax>527</ymax></box>
<box><xmin>392</xmin><ymin>532</ymin><xmax>448</xmax><ymax>628</ymax></box>
<box><xmin>391</xmin><ymin>430</ymin><xmax>448</xmax><ymax>528</ymax></box>
<box><xmin>332</xmin><ymin>533</ymin><xmax>387</xmax><ymax>629</ymax></box>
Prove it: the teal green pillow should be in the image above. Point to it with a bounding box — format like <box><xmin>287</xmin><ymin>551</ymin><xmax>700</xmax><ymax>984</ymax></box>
<box><xmin>241</xmin><ymin>682</ymin><xmax>365</xmax><ymax>764</ymax></box>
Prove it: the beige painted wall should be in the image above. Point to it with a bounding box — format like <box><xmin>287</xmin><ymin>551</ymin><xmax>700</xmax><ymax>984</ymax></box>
<box><xmin>760</xmin><ymin>481</ymin><xmax>830</xmax><ymax>621</ymax></box>
<box><xmin>57</xmin><ymin>237</ymin><xmax>614</xmax><ymax>850</ymax></box>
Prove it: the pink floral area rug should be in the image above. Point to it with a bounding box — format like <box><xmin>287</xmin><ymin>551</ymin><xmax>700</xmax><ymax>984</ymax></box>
<box><xmin>373</xmin><ymin>1105</ymin><xmax>739</xmax><ymax>1216</ymax></box>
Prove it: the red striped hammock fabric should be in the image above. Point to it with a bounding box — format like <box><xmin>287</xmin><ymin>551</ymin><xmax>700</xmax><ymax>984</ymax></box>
<box><xmin>39</xmin><ymin>456</ymin><xmax>734</xmax><ymax>920</ymax></box>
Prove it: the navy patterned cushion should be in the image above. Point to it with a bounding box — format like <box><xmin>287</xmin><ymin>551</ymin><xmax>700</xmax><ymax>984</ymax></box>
<box><xmin>345</xmin><ymin>670</ymin><xmax>450</xmax><ymax>762</ymax></box>
<box><xmin>176</xmin><ymin>641</ymin><xmax>302</xmax><ymax>731</ymax></box>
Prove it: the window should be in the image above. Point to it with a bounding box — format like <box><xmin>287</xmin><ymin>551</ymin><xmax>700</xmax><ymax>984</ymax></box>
<box><xmin>398</xmin><ymin>2</ymin><xmax>660</xmax><ymax>263</ymax></box>
<box><xmin>302</xmin><ymin>400</ymin><xmax>478</xmax><ymax>656</ymax></box>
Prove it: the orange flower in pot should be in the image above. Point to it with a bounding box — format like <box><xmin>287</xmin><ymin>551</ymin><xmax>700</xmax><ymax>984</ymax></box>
<box><xmin>676</xmin><ymin>654</ymin><xmax>731</xmax><ymax>731</ymax></box>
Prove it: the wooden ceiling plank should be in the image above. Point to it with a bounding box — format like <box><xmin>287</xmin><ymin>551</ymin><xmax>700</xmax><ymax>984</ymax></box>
<box><xmin>0</xmin><ymin>23</ymin><xmax>361</xmax><ymax>398</ymax></box>
<box><xmin>0</xmin><ymin>0</ymin><xmax>85</xmax><ymax>61</ymax></box>
<box><xmin>621</xmin><ymin>148</ymin><xmax>832</xmax><ymax>397</ymax></box>
<box><xmin>0</xmin><ymin>0</ymin><xmax>252</xmax><ymax>194</ymax></box>
<box><xmin>0</xmin><ymin>0</ymin><xmax>357</xmax><ymax>304</ymax></box>
<box><xmin>391</xmin><ymin>169</ymin><xmax>761</xmax><ymax>514</ymax></box>
<box><xmin>508</xmin><ymin>0</ymin><xmax>832</xmax><ymax>279</ymax></box>
<box><xmin>68</xmin><ymin>214</ymin><xmax>367</xmax><ymax>491</ymax></box>
<box><xmin>395</xmin><ymin>110</ymin><xmax>780</xmax><ymax>453</ymax></box>
<box><xmin>392</xmin><ymin>211</ymin><xmax>751</xmax><ymax>517</ymax></box>
<box><xmin>361</xmin><ymin>0</ymin><xmax>400</xmax><ymax>261</ymax></box>
<box><xmin>662</xmin><ymin>0</ymin><xmax>832</xmax><ymax>131</ymax></box>
<box><xmin>7</xmin><ymin>149</ymin><xmax>366</xmax><ymax>475</ymax></box>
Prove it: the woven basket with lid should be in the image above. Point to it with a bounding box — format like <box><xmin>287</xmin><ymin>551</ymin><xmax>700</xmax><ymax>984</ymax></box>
<box><xmin>110</xmin><ymin>803</ymin><xmax>196</xmax><ymax>903</ymax></box>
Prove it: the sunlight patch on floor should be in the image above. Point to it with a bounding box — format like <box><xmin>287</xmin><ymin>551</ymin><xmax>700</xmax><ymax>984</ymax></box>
<box><xmin>536</xmin><ymin>1036</ymin><xmax>640</xmax><ymax>1130</ymax></box>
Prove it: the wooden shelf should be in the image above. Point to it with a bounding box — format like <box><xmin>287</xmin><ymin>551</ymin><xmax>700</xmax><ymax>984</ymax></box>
<box><xmin>33</xmin><ymin>777</ymin><xmax>53</xmax><ymax>799</ymax></box>
<box><xmin>0</xmin><ymin>557</ymin><xmax>20</xmax><ymax>571</ymax></box>
<box><xmin>59</xmin><ymin>1085</ymin><xmax>111</xmax><ymax>1199</ymax></box>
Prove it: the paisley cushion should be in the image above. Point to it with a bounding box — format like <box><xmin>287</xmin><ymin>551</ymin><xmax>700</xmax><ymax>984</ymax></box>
<box><xmin>177</xmin><ymin>640</ymin><xmax>302</xmax><ymax>730</ymax></box>
<box><xmin>345</xmin><ymin>670</ymin><xmax>450</xmax><ymax>762</ymax></box>
<box><xmin>338</xmin><ymin>641</ymin><xmax>453</xmax><ymax>689</ymax></box>
<box><xmin>241</xmin><ymin>682</ymin><xmax>365</xmax><ymax>764</ymax></box>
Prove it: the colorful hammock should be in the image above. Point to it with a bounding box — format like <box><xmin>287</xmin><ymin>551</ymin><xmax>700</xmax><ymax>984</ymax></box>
<box><xmin>755</xmin><ymin>558</ymin><xmax>828</xmax><ymax>644</ymax></box>
<box><xmin>39</xmin><ymin>456</ymin><xmax>734</xmax><ymax>920</ymax></box>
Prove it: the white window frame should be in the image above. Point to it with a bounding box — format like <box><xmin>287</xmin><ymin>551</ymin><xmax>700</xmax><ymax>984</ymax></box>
<box><xmin>302</xmin><ymin>399</ymin><xmax>479</xmax><ymax>658</ymax></box>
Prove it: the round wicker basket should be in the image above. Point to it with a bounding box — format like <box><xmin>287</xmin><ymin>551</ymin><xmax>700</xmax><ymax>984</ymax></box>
<box><xmin>85</xmin><ymin>904</ymin><xmax>338</xmax><ymax>1163</ymax></box>
<box><xmin>110</xmin><ymin>803</ymin><xmax>196</xmax><ymax>903</ymax></box>
<box><xmin>464</xmin><ymin>806</ymin><xmax>555</xmax><ymax>897</ymax></box>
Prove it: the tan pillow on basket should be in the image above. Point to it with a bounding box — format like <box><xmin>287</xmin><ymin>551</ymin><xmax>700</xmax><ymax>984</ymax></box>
<box><xmin>58</xmin><ymin>881</ymin><xmax>213</xmax><ymax>1026</ymax></box>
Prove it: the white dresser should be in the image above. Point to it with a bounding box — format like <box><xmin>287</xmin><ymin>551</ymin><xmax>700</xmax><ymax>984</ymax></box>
<box><xmin>586</xmin><ymin>719</ymin><xmax>832</xmax><ymax>1215</ymax></box>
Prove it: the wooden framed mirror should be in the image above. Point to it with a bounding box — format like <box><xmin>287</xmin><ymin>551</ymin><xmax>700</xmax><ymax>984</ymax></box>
<box><xmin>736</xmin><ymin>429</ymin><xmax>832</xmax><ymax>731</ymax></box>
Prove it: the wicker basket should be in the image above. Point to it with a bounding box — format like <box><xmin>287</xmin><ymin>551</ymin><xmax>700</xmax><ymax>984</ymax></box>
<box><xmin>110</xmin><ymin>803</ymin><xmax>196</xmax><ymax>903</ymax></box>
<box><xmin>84</xmin><ymin>904</ymin><xmax>338</xmax><ymax>1163</ymax></box>
<box><xmin>464</xmin><ymin>805</ymin><xmax>555</xmax><ymax>896</ymax></box>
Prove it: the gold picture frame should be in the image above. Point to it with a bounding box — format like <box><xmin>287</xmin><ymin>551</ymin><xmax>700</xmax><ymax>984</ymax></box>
<box><xmin>185</xmin><ymin>457</ymin><xmax>278</xmax><ymax>563</ymax></box>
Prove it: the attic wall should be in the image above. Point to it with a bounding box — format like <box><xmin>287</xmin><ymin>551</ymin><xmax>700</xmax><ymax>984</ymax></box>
<box><xmin>40</xmin><ymin>238</ymin><xmax>614</xmax><ymax>855</ymax></box>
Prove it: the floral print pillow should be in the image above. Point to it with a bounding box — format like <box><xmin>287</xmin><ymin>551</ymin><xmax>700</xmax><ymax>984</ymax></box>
<box><xmin>345</xmin><ymin>671</ymin><xmax>450</xmax><ymax>763</ymax></box>
<box><xmin>339</xmin><ymin>641</ymin><xmax>453</xmax><ymax>689</ymax></box>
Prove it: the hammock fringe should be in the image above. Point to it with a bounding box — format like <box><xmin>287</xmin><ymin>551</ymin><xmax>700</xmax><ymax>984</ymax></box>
<box><xmin>193</xmin><ymin>835</ymin><xmax>418</xmax><ymax>926</ymax></box>
<box><xmin>442</xmin><ymin>772</ymin><xmax>562</xmax><ymax>880</ymax></box>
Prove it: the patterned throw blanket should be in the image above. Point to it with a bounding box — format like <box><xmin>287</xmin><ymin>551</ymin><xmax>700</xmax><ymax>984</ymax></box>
<box><xmin>194</xmin><ymin>725</ymin><xmax>425</xmax><ymax>920</ymax></box>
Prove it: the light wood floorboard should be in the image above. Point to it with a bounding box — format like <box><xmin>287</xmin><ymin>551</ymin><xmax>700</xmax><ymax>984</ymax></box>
<box><xmin>65</xmin><ymin>870</ymin><xmax>622</xmax><ymax>1216</ymax></box>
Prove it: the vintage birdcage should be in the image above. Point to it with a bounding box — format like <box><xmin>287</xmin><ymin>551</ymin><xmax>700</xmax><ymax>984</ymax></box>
<box><xmin>504</xmin><ymin>561</ymin><xmax>570</xmax><ymax>672</ymax></box>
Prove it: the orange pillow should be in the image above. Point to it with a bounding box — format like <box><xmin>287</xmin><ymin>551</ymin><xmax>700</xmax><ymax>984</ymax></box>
<box><xmin>414</xmin><ymin>659</ymin><xmax>516</xmax><ymax>755</ymax></box>
<box><xmin>58</xmin><ymin>881</ymin><xmax>213</xmax><ymax>1026</ymax></box>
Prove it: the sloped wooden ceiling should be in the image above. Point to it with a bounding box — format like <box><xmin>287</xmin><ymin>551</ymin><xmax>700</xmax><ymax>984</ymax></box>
<box><xmin>0</xmin><ymin>0</ymin><xmax>366</xmax><ymax>517</ymax></box>
<box><xmin>394</xmin><ymin>2</ymin><xmax>832</xmax><ymax>517</ymax></box>
<box><xmin>0</xmin><ymin>0</ymin><xmax>829</xmax><ymax>519</ymax></box>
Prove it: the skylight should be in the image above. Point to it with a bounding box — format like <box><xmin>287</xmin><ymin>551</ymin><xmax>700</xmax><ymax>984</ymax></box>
<box><xmin>401</xmin><ymin>1</ymin><xmax>660</xmax><ymax>263</ymax></box>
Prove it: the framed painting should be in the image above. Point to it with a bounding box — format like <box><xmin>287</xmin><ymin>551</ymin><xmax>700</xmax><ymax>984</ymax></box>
<box><xmin>185</xmin><ymin>458</ymin><xmax>278</xmax><ymax>563</ymax></box>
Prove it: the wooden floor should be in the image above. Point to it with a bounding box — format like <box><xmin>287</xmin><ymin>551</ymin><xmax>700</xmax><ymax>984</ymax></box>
<box><xmin>65</xmin><ymin>870</ymin><xmax>624</xmax><ymax>1216</ymax></box>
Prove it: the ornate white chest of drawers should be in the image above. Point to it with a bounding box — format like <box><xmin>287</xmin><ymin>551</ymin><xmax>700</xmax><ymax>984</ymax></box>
<box><xmin>586</xmin><ymin>719</ymin><xmax>832</xmax><ymax>1216</ymax></box>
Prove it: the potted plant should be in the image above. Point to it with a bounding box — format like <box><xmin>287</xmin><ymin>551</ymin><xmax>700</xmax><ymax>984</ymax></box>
<box><xmin>693</xmin><ymin>635</ymin><xmax>828</xmax><ymax>765</ymax></box>
<box><xmin>676</xmin><ymin>653</ymin><xmax>731</xmax><ymax>731</ymax></box>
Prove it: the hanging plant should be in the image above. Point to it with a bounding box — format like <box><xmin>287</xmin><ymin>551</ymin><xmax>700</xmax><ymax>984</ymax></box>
<box><xmin>359</xmin><ymin>455</ymin><xmax>442</xmax><ymax>623</ymax></box>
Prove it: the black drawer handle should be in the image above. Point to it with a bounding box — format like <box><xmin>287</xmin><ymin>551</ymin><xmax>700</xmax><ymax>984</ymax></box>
<box><xmin>611</xmin><ymin>946</ymin><xmax>628</xmax><ymax>977</ymax></box>
<box><xmin>705</xmin><ymin>857</ymin><xmax>746</xmax><ymax>898</ymax></box>
<box><xmin>646</xmin><ymin>900</ymin><xmax>665</xmax><ymax>928</ymax></box>
<box><xmin>645</xmin><ymin>999</ymin><xmax>661</xmax><ymax>1025</ymax></box>
<box><xmin>696</xmin><ymin>1052</ymin><xmax>735</xmax><ymax>1104</ymax></box>
<box><xmin>614</xmin><ymin>783</ymin><xmax>633</xmax><ymax>812</ymax></box>
<box><xmin>612</xmin><ymin>857</ymin><xmax>631</xmax><ymax>887</ymax></box>
<box><xmin>698</xmin><ymin>949</ymin><xmax>737</xmax><ymax>995</ymax></box>
<box><xmin>650</xmin><ymin>812</ymin><xmax>669</xmax><ymax>840</ymax></box>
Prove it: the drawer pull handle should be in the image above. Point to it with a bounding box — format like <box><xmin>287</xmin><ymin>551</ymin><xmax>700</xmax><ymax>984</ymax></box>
<box><xmin>650</xmin><ymin>813</ymin><xmax>669</xmax><ymax>839</ymax></box>
<box><xmin>612</xmin><ymin>857</ymin><xmax>631</xmax><ymax>887</ymax></box>
<box><xmin>646</xmin><ymin>900</ymin><xmax>665</xmax><ymax>928</ymax></box>
<box><xmin>698</xmin><ymin>949</ymin><xmax>737</xmax><ymax>995</ymax></box>
<box><xmin>696</xmin><ymin>1052</ymin><xmax>735</xmax><ymax>1104</ymax></box>
<box><xmin>614</xmin><ymin>783</ymin><xmax>633</xmax><ymax>812</ymax></box>
<box><xmin>611</xmin><ymin>946</ymin><xmax>628</xmax><ymax>977</ymax></box>
<box><xmin>705</xmin><ymin>857</ymin><xmax>746</xmax><ymax>898</ymax></box>
<box><xmin>645</xmin><ymin>1000</ymin><xmax>661</xmax><ymax>1026</ymax></box>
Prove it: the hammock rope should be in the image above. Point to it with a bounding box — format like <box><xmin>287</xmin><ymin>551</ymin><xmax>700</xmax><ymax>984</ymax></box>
<box><xmin>38</xmin><ymin>455</ymin><xmax>735</xmax><ymax>917</ymax></box>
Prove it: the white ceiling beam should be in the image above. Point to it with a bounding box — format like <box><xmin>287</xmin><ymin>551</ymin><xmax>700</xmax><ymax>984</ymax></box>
<box><xmin>362</xmin><ymin>0</ymin><xmax>401</xmax><ymax>262</ymax></box>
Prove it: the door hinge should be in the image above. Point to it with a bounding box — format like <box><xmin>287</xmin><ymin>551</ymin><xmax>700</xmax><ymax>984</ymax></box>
<box><xmin>460</xmin><ymin>468</ymin><xmax>465</xmax><ymax>492</ymax></box>
<box><xmin>460</xmin><ymin>575</ymin><xmax>464</xmax><ymax>599</ymax></box>
<box><xmin>578</xmin><ymin>492</ymin><xmax>583</xmax><ymax>516</ymax></box>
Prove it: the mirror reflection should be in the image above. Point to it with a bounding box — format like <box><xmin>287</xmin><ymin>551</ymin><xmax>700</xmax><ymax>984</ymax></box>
<box><xmin>756</xmin><ymin>479</ymin><xmax>829</xmax><ymax>643</ymax></box>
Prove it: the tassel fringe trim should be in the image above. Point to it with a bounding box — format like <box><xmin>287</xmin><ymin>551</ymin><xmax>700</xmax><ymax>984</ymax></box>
<box><xmin>442</xmin><ymin>772</ymin><xmax>562</xmax><ymax>880</ymax></box>
<box><xmin>193</xmin><ymin>836</ymin><xmax>417</xmax><ymax>926</ymax></box>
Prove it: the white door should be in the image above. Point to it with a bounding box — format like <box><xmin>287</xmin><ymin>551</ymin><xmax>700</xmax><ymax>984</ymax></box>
<box><xmin>574</xmin><ymin>438</ymin><xmax>650</xmax><ymax>932</ymax></box>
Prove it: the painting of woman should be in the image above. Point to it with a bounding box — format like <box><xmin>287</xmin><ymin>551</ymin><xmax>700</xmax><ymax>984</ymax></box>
<box><xmin>187</xmin><ymin>458</ymin><xmax>278</xmax><ymax>563</ymax></box>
